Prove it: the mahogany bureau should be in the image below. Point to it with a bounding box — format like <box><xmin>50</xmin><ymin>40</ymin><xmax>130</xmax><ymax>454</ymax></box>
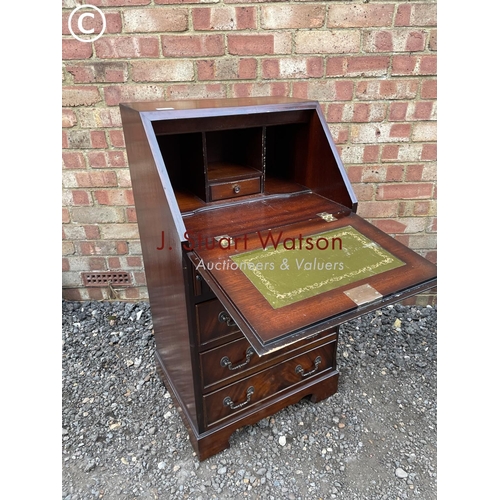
<box><xmin>120</xmin><ymin>97</ymin><xmax>437</xmax><ymax>460</ymax></box>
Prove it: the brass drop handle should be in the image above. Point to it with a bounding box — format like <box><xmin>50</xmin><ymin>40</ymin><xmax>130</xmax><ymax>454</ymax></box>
<box><xmin>233</xmin><ymin>184</ymin><xmax>241</xmax><ymax>194</ymax></box>
<box><xmin>295</xmin><ymin>356</ymin><xmax>322</xmax><ymax>378</ymax></box>
<box><xmin>220</xmin><ymin>347</ymin><xmax>255</xmax><ymax>371</ymax></box>
<box><xmin>218</xmin><ymin>311</ymin><xmax>236</xmax><ymax>327</ymax></box>
<box><xmin>223</xmin><ymin>386</ymin><xmax>254</xmax><ymax>410</ymax></box>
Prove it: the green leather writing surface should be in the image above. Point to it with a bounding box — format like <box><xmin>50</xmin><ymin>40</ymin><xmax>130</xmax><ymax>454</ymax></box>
<box><xmin>230</xmin><ymin>226</ymin><xmax>405</xmax><ymax>309</ymax></box>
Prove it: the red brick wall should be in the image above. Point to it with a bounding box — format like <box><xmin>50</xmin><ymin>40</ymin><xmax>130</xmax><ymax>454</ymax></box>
<box><xmin>62</xmin><ymin>0</ymin><xmax>437</xmax><ymax>304</ymax></box>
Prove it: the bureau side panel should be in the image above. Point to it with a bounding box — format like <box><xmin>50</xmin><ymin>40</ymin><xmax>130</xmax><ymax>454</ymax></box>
<box><xmin>120</xmin><ymin>106</ymin><xmax>198</xmax><ymax>428</ymax></box>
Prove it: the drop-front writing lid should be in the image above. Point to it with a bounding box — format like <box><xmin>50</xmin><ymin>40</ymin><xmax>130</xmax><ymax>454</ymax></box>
<box><xmin>186</xmin><ymin>194</ymin><xmax>437</xmax><ymax>356</ymax></box>
<box><xmin>229</xmin><ymin>226</ymin><xmax>405</xmax><ymax>309</ymax></box>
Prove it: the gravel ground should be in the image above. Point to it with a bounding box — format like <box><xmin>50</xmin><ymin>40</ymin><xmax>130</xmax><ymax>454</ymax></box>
<box><xmin>62</xmin><ymin>300</ymin><xmax>437</xmax><ymax>500</ymax></box>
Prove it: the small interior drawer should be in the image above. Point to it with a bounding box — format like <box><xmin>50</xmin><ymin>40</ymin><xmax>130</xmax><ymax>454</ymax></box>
<box><xmin>195</xmin><ymin>298</ymin><xmax>243</xmax><ymax>348</ymax></box>
<box><xmin>203</xmin><ymin>340</ymin><xmax>337</xmax><ymax>427</ymax></box>
<box><xmin>210</xmin><ymin>177</ymin><xmax>261</xmax><ymax>201</ymax></box>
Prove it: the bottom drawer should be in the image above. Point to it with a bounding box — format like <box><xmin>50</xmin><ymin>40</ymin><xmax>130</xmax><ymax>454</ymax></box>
<box><xmin>203</xmin><ymin>340</ymin><xmax>336</xmax><ymax>427</ymax></box>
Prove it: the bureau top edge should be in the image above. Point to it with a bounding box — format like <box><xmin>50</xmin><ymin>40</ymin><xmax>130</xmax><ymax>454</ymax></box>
<box><xmin>119</xmin><ymin>96</ymin><xmax>319</xmax><ymax>118</ymax></box>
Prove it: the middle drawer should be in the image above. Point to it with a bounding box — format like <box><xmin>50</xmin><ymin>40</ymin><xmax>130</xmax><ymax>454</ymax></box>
<box><xmin>200</xmin><ymin>329</ymin><xmax>337</xmax><ymax>392</ymax></box>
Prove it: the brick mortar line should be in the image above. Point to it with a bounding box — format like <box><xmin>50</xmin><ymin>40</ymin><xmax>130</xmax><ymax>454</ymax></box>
<box><xmin>61</xmin><ymin>68</ymin><xmax>436</xmax><ymax>84</ymax></box>
<box><xmin>62</xmin><ymin>97</ymin><xmax>437</xmax><ymax>111</ymax></box>
<box><xmin>61</xmin><ymin>88</ymin><xmax>436</xmax><ymax>106</ymax></box>
<box><xmin>62</xmin><ymin>28</ymin><xmax>436</xmax><ymax>37</ymax></box>
<box><xmin>62</xmin><ymin>54</ymin><xmax>436</xmax><ymax>69</ymax></box>
<box><xmin>62</xmin><ymin>74</ymin><xmax>437</xmax><ymax>84</ymax></box>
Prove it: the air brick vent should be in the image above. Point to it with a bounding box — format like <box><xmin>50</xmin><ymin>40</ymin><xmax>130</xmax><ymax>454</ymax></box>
<box><xmin>82</xmin><ymin>272</ymin><xmax>132</xmax><ymax>287</ymax></box>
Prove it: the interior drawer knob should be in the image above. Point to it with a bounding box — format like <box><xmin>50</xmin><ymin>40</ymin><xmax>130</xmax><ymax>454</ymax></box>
<box><xmin>220</xmin><ymin>347</ymin><xmax>255</xmax><ymax>371</ymax></box>
<box><xmin>295</xmin><ymin>356</ymin><xmax>322</xmax><ymax>378</ymax></box>
<box><xmin>233</xmin><ymin>184</ymin><xmax>241</xmax><ymax>194</ymax></box>
<box><xmin>223</xmin><ymin>386</ymin><xmax>254</xmax><ymax>410</ymax></box>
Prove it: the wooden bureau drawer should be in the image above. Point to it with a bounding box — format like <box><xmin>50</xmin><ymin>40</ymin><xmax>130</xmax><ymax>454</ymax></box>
<box><xmin>200</xmin><ymin>329</ymin><xmax>337</xmax><ymax>391</ymax></box>
<box><xmin>190</xmin><ymin>265</ymin><xmax>216</xmax><ymax>302</ymax></box>
<box><xmin>210</xmin><ymin>177</ymin><xmax>261</xmax><ymax>201</ymax></box>
<box><xmin>203</xmin><ymin>340</ymin><xmax>336</xmax><ymax>427</ymax></box>
<box><xmin>195</xmin><ymin>298</ymin><xmax>243</xmax><ymax>348</ymax></box>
